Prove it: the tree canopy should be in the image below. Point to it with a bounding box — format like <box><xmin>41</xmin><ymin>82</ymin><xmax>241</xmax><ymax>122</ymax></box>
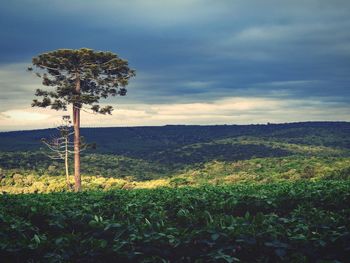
<box><xmin>28</xmin><ymin>48</ymin><xmax>135</xmax><ymax>114</ymax></box>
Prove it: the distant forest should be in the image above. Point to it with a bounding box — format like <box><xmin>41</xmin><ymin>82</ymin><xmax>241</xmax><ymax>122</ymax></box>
<box><xmin>1</xmin><ymin>122</ymin><xmax>350</xmax><ymax>184</ymax></box>
<box><xmin>1</xmin><ymin>122</ymin><xmax>349</xmax><ymax>155</ymax></box>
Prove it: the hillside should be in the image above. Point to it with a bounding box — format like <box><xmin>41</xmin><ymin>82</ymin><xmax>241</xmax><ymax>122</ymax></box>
<box><xmin>0</xmin><ymin>122</ymin><xmax>350</xmax><ymax>193</ymax></box>
<box><xmin>1</xmin><ymin>122</ymin><xmax>350</xmax><ymax>154</ymax></box>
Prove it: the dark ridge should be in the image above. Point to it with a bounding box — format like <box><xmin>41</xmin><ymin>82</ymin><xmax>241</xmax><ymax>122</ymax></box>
<box><xmin>0</xmin><ymin>122</ymin><xmax>349</xmax><ymax>154</ymax></box>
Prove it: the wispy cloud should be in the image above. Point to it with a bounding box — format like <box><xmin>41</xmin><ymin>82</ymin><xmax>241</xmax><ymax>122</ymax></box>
<box><xmin>1</xmin><ymin>96</ymin><xmax>349</xmax><ymax>131</ymax></box>
<box><xmin>0</xmin><ymin>63</ymin><xmax>42</xmax><ymax>111</ymax></box>
<box><xmin>2</xmin><ymin>110</ymin><xmax>50</xmax><ymax>122</ymax></box>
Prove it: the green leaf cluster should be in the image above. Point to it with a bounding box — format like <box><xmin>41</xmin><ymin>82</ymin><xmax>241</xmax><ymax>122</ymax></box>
<box><xmin>29</xmin><ymin>48</ymin><xmax>135</xmax><ymax>114</ymax></box>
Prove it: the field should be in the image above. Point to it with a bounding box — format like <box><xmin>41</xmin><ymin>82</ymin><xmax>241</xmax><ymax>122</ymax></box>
<box><xmin>1</xmin><ymin>181</ymin><xmax>350</xmax><ymax>262</ymax></box>
<box><xmin>0</xmin><ymin>122</ymin><xmax>350</xmax><ymax>262</ymax></box>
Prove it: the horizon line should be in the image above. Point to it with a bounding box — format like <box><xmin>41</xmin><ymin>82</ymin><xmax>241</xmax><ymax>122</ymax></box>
<box><xmin>1</xmin><ymin>120</ymin><xmax>349</xmax><ymax>133</ymax></box>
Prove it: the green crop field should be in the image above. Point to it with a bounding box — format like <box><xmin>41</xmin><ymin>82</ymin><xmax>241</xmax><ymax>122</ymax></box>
<box><xmin>1</xmin><ymin>181</ymin><xmax>350</xmax><ymax>262</ymax></box>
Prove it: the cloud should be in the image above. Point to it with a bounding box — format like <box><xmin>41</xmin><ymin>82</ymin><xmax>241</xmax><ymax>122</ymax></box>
<box><xmin>0</xmin><ymin>0</ymin><xmax>349</xmax><ymax>130</ymax></box>
<box><xmin>1</xmin><ymin>96</ymin><xmax>349</xmax><ymax>131</ymax></box>
<box><xmin>211</xmin><ymin>21</ymin><xmax>350</xmax><ymax>62</ymax></box>
<box><xmin>0</xmin><ymin>113</ymin><xmax>9</xmax><ymax>120</ymax></box>
<box><xmin>23</xmin><ymin>0</ymin><xmax>230</xmax><ymax>29</ymax></box>
<box><xmin>255</xmin><ymin>80</ymin><xmax>321</xmax><ymax>87</ymax></box>
<box><xmin>0</xmin><ymin>63</ymin><xmax>42</xmax><ymax>111</ymax></box>
<box><xmin>2</xmin><ymin>110</ymin><xmax>50</xmax><ymax>122</ymax></box>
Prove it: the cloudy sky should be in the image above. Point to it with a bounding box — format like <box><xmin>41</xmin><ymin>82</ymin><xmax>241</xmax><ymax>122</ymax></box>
<box><xmin>0</xmin><ymin>0</ymin><xmax>349</xmax><ymax>130</ymax></box>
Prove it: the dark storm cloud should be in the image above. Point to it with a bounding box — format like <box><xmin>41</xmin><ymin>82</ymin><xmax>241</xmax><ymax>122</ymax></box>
<box><xmin>0</xmin><ymin>0</ymin><xmax>349</xmax><ymax>123</ymax></box>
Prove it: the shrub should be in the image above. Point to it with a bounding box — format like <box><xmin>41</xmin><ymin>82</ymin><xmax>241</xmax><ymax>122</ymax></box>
<box><xmin>169</xmin><ymin>177</ymin><xmax>191</xmax><ymax>187</ymax></box>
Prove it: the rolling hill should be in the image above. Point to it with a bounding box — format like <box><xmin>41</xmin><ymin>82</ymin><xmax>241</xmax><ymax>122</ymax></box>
<box><xmin>0</xmin><ymin>121</ymin><xmax>350</xmax><ymax>193</ymax></box>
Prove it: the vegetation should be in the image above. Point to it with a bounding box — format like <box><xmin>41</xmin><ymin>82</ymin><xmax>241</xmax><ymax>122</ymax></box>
<box><xmin>29</xmin><ymin>48</ymin><xmax>135</xmax><ymax>191</ymax></box>
<box><xmin>1</xmin><ymin>122</ymin><xmax>349</xmax><ymax>154</ymax></box>
<box><xmin>1</xmin><ymin>181</ymin><xmax>349</xmax><ymax>262</ymax></box>
<box><xmin>0</xmin><ymin>122</ymin><xmax>349</xmax><ymax>192</ymax></box>
<box><xmin>1</xmin><ymin>122</ymin><xmax>349</xmax><ymax>261</ymax></box>
<box><xmin>41</xmin><ymin>116</ymin><xmax>75</xmax><ymax>190</ymax></box>
<box><xmin>1</xmin><ymin>155</ymin><xmax>350</xmax><ymax>194</ymax></box>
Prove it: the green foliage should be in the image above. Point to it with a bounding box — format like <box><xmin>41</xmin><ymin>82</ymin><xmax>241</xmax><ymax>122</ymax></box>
<box><xmin>324</xmin><ymin>166</ymin><xmax>350</xmax><ymax>180</ymax></box>
<box><xmin>169</xmin><ymin>177</ymin><xmax>191</xmax><ymax>187</ymax></box>
<box><xmin>0</xmin><ymin>174</ymin><xmax>129</xmax><ymax>194</ymax></box>
<box><xmin>0</xmin><ymin>152</ymin><xmax>170</xmax><ymax>181</ymax></box>
<box><xmin>1</xmin><ymin>153</ymin><xmax>350</xmax><ymax>193</ymax></box>
<box><xmin>0</xmin><ymin>181</ymin><xmax>349</xmax><ymax>262</ymax></box>
<box><xmin>29</xmin><ymin>48</ymin><xmax>135</xmax><ymax>114</ymax></box>
<box><xmin>1</xmin><ymin>123</ymin><xmax>350</xmax><ymax>261</ymax></box>
<box><xmin>1</xmin><ymin>122</ymin><xmax>349</xmax><ymax>154</ymax></box>
<box><xmin>1</xmin><ymin>123</ymin><xmax>350</xmax><ymax>184</ymax></box>
<box><xmin>178</xmin><ymin>156</ymin><xmax>350</xmax><ymax>184</ymax></box>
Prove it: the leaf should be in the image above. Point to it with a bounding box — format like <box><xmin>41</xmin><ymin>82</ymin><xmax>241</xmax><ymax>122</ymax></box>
<box><xmin>205</xmin><ymin>210</ymin><xmax>214</xmax><ymax>224</ymax></box>
<box><xmin>33</xmin><ymin>234</ymin><xmax>40</xmax><ymax>244</ymax></box>
<box><xmin>54</xmin><ymin>237</ymin><xmax>65</xmax><ymax>245</ymax></box>
<box><xmin>99</xmin><ymin>239</ymin><xmax>108</xmax><ymax>248</ymax></box>
<box><xmin>145</xmin><ymin>218</ymin><xmax>151</xmax><ymax>226</ymax></box>
<box><xmin>211</xmin><ymin>233</ymin><xmax>220</xmax><ymax>241</ymax></box>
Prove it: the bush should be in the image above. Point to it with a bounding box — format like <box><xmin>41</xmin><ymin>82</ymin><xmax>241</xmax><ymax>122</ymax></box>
<box><xmin>325</xmin><ymin>166</ymin><xmax>350</xmax><ymax>180</ymax></box>
<box><xmin>169</xmin><ymin>177</ymin><xmax>191</xmax><ymax>187</ymax></box>
<box><xmin>30</xmin><ymin>181</ymin><xmax>47</xmax><ymax>193</ymax></box>
<box><xmin>301</xmin><ymin>165</ymin><xmax>316</xmax><ymax>179</ymax></box>
<box><xmin>46</xmin><ymin>180</ymin><xmax>67</xmax><ymax>192</ymax></box>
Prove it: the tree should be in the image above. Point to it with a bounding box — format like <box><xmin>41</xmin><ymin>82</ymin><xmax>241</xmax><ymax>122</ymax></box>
<box><xmin>28</xmin><ymin>48</ymin><xmax>136</xmax><ymax>191</ymax></box>
<box><xmin>41</xmin><ymin>115</ymin><xmax>74</xmax><ymax>190</ymax></box>
<box><xmin>41</xmin><ymin>115</ymin><xmax>92</xmax><ymax>190</ymax></box>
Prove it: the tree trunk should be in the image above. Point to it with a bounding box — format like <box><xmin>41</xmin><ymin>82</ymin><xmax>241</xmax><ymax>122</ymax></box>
<box><xmin>65</xmin><ymin>136</ymin><xmax>70</xmax><ymax>190</ymax></box>
<box><xmin>73</xmin><ymin>73</ymin><xmax>81</xmax><ymax>192</ymax></box>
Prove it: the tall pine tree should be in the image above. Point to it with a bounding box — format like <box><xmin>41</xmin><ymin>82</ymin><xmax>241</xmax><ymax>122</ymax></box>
<box><xmin>29</xmin><ymin>48</ymin><xmax>135</xmax><ymax>191</ymax></box>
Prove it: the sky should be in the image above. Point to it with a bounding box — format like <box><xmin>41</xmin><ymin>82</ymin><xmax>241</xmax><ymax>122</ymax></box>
<box><xmin>0</xmin><ymin>0</ymin><xmax>349</xmax><ymax>130</ymax></box>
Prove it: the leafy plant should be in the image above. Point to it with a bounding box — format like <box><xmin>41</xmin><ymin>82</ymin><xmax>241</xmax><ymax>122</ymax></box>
<box><xmin>1</xmin><ymin>181</ymin><xmax>349</xmax><ymax>262</ymax></box>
